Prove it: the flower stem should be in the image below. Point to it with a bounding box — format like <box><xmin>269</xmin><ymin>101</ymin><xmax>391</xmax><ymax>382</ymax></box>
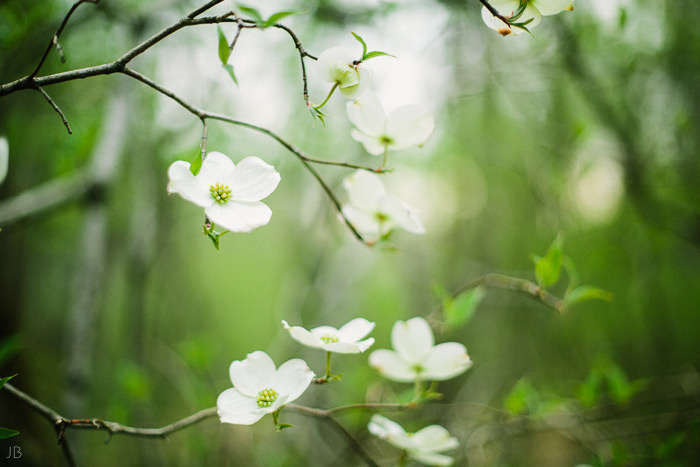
<box><xmin>397</xmin><ymin>450</ymin><xmax>408</xmax><ymax>466</ymax></box>
<box><xmin>325</xmin><ymin>351</ymin><xmax>333</xmax><ymax>380</ymax></box>
<box><xmin>413</xmin><ymin>378</ymin><xmax>424</xmax><ymax>402</ymax></box>
<box><xmin>382</xmin><ymin>145</ymin><xmax>389</xmax><ymax>169</ymax></box>
<box><xmin>314</xmin><ymin>82</ymin><xmax>339</xmax><ymax>111</ymax></box>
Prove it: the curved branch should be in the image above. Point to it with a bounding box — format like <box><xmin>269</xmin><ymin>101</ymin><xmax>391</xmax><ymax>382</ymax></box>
<box><xmin>478</xmin><ymin>0</ymin><xmax>512</xmax><ymax>28</ymax></box>
<box><xmin>120</xmin><ymin>67</ymin><xmax>367</xmax><ymax>243</ymax></box>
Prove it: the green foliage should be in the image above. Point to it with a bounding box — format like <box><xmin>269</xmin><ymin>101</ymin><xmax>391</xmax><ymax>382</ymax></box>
<box><xmin>0</xmin><ymin>375</ymin><xmax>19</xmax><ymax>438</ymax></box>
<box><xmin>433</xmin><ymin>283</ymin><xmax>485</xmax><ymax>330</ymax></box>
<box><xmin>217</xmin><ymin>27</ymin><xmax>238</xmax><ymax>85</ymax></box>
<box><xmin>532</xmin><ymin>234</ymin><xmax>564</xmax><ymax>288</ymax></box>
<box><xmin>0</xmin><ymin>335</ymin><xmax>22</xmax><ymax>366</ymax></box>
<box><xmin>564</xmin><ymin>285</ymin><xmax>613</xmax><ymax>307</ymax></box>
<box><xmin>238</xmin><ymin>4</ymin><xmax>304</xmax><ymax>29</ymax></box>
<box><xmin>576</xmin><ymin>357</ymin><xmax>646</xmax><ymax>407</ymax></box>
<box><xmin>504</xmin><ymin>378</ymin><xmax>539</xmax><ymax>415</ymax></box>
<box><xmin>351</xmin><ymin>31</ymin><xmax>395</xmax><ymax>62</ymax></box>
<box><xmin>190</xmin><ymin>151</ymin><xmax>202</xmax><ymax>176</ymax></box>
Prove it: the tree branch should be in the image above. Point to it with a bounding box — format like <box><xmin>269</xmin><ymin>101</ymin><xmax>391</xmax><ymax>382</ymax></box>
<box><xmin>35</xmin><ymin>86</ymin><xmax>72</xmax><ymax>135</ymax></box>
<box><xmin>478</xmin><ymin>0</ymin><xmax>512</xmax><ymax>29</ymax></box>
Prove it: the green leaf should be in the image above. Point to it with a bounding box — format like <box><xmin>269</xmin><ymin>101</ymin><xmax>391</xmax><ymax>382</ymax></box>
<box><xmin>533</xmin><ymin>234</ymin><xmax>564</xmax><ymax>288</ymax></box>
<box><xmin>504</xmin><ymin>378</ymin><xmax>539</xmax><ymax>416</ymax></box>
<box><xmin>238</xmin><ymin>4</ymin><xmax>265</xmax><ymax>27</ymax></box>
<box><xmin>217</xmin><ymin>26</ymin><xmax>230</xmax><ymax>64</ymax></box>
<box><xmin>207</xmin><ymin>231</ymin><xmax>221</xmax><ymax>250</ymax></box>
<box><xmin>564</xmin><ymin>285</ymin><xmax>613</xmax><ymax>307</ymax></box>
<box><xmin>275</xmin><ymin>423</ymin><xmax>293</xmax><ymax>431</ymax></box>
<box><xmin>444</xmin><ymin>286</ymin><xmax>486</xmax><ymax>330</ymax></box>
<box><xmin>0</xmin><ymin>335</ymin><xmax>22</xmax><ymax>367</ymax></box>
<box><xmin>190</xmin><ymin>152</ymin><xmax>203</xmax><ymax>176</ymax></box>
<box><xmin>308</xmin><ymin>107</ymin><xmax>326</xmax><ymax>128</ymax></box>
<box><xmin>0</xmin><ymin>374</ymin><xmax>16</xmax><ymax>389</ymax></box>
<box><xmin>363</xmin><ymin>50</ymin><xmax>395</xmax><ymax>61</ymax></box>
<box><xmin>222</xmin><ymin>64</ymin><xmax>238</xmax><ymax>85</ymax></box>
<box><xmin>351</xmin><ymin>31</ymin><xmax>367</xmax><ymax>58</ymax></box>
<box><xmin>264</xmin><ymin>10</ymin><xmax>304</xmax><ymax>28</ymax></box>
<box><xmin>603</xmin><ymin>361</ymin><xmax>645</xmax><ymax>404</ymax></box>
<box><xmin>509</xmin><ymin>1</ymin><xmax>528</xmax><ymax>22</ymax></box>
<box><xmin>0</xmin><ymin>427</ymin><xmax>19</xmax><ymax>439</ymax></box>
<box><xmin>576</xmin><ymin>368</ymin><xmax>603</xmax><ymax>408</ymax></box>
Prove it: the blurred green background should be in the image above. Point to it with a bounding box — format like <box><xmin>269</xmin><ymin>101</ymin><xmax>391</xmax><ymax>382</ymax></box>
<box><xmin>1</xmin><ymin>0</ymin><xmax>699</xmax><ymax>465</ymax></box>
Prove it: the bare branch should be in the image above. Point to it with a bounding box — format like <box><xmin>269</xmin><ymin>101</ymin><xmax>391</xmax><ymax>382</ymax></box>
<box><xmin>30</xmin><ymin>0</ymin><xmax>100</xmax><ymax>78</ymax></box>
<box><xmin>478</xmin><ymin>0</ymin><xmax>512</xmax><ymax>29</ymax></box>
<box><xmin>35</xmin><ymin>86</ymin><xmax>72</xmax><ymax>135</ymax></box>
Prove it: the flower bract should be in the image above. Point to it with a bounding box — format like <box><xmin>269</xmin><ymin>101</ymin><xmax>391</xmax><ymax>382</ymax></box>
<box><xmin>347</xmin><ymin>92</ymin><xmax>434</xmax><ymax>156</ymax></box>
<box><xmin>368</xmin><ymin>414</ymin><xmax>459</xmax><ymax>466</ymax></box>
<box><xmin>217</xmin><ymin>351</ymin><xmax>315</xmax><ymax>425</ymax></box>
<box><xmin>368</xmin><ymin>317</ymin><xmax>472</xmax><ymax>382</ymax></box>
<box><xmin>481</xmin><ymin>0</ymin><xmax>574</xmax><ymax>36</ymax></box>
<box><xmin>316</xmin><ymin>47</ymin><xmax>372</xmax><ymax>99</ymax></box>
<box><xmin>167</xmin><ymin>152</ymin><xmax>280</xmax><ymax>233</ymax></box>
<box><xmin>282</xmin><ymin>318</ymin><xmax>375</xmax><ymax>354</ymax></box>
<box><xmin>341</xmin><ymin>170</ymin><xmax>425</xmax><ymax>242</ymax></box>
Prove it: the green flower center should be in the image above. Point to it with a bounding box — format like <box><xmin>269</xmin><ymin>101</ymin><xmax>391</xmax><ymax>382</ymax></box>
<box><xmin>210</xmin><ymin>183</ymin><xmax>232</xmax><ymax>204</ymax></box>
<box><xmin>321</xmin><ymin>335</ymin><xmax>339</xmax><ymax>344</ymax></box>
<box><xmin>256</xmin><ymin>388</ymin><xmax>278</xmax><ymax>408</ymax></box>
<box><xmin>379</xmin><ymin>135</ymin><xmax>394</xmax><ymax>145</ymax></box>
<box><xmin>375</xmin><ymin>212</ymin><xmax>389</xmax><ymax>223</ymax></box>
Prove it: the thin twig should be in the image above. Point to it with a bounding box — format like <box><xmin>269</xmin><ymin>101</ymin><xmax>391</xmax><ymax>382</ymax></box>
<box><xmin>30</xmin><ymin>0</ymin><xmax>100</xmax><ymax>78</ymax></box>
<box><xmin>120</xmin><ymin>67</ymin><xmax>367</xmax><ymax>243</ymax></box>
<box><xmin>478</xmin><ymin>0</ymin><xmax>512</xmax><ymax>28</ymax></box>
<box><xmin>35</xmin><ymin>86</ymin><xmax>72</xmax><ymax>134</ymax></box>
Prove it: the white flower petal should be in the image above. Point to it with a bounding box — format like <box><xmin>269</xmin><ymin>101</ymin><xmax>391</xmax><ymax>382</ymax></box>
<box><xmin>309</xmin><ymin>326</ymin><xmax>339</xmax><ymax>339</ymax></box>
<box><xmin>229</xmin><ymin>351</ymin><xmax>277</xmax><ymax>397</ymax></box>
<box><xmin>342</xmin><ymin>205</ymin><xmax>382</xmax><ymax>239</ymax></box>
<box><xmin>411</xmin><ymin>425</ymin><xmax>459</xmax><ymax>452</ymax></box>
<box><xmin>532</xmin><ymin>0</ymin><xmax>574</xmax><ymax>16</ymax></box>
<box><xmin>275</xmin><ymin>358</ymin><xmax>315</xmax><ymax>403</ymax></box>
<box><xmin>421</xmin><ymin>342</ymin><xmax>472</xmax><ymax>381</ymax></box>
<box><xmin>385</xmin><ymin>105</ymin><xmax>434</xmax><ymax>151</ymax></box>
<box><xmin>282</xmin><ymin>321</ymin><xmax>324</xmax><ymax>349</ymax></box>
<box><xmin>217</xmin><ymin>388</ymin><xmax>266</xmax><ymax>425</ymax></box>
<box><xmin>347</xmin><ymin>92</ymin><xmax>386</xmax><ymax>138</ymax></box>
<box><xmin>368</xmin><ymin>349</ymin><xmax>418</xmax><ymax>382</ymax></box>
<box><xmin>408</xmin><ymin>449</ymin><xmax>455</xmax><ymax>466</ymax></box>
<box><xmin>343</xmin><ymin>170</ymin><xmax>386</xmax><ymax>210</ymax></box>
<box><xmin>167</xmin><ymin>161</ymin><xmax>212</xmax><ymax>207</ymax></box>
<box><xmin>350</xmin><ymin>130</ymin><xmax>387</xmax><ymax>156</ymax></box>
<box><xmin>323</xmin><ymin>337</ymin><xmax>374</xmax><ymax>354</ymax></box>
<box><xmin>227</xmin><ymin>156</ymin><xmax>280</xmax><ymax>202</ymax></box>
<box><xmin>481</xmin><ymin>1</ymin><xmax>542</xmax><ymax>37</ymax></box>
<box><xmin>205</xmin><ymin>201</ymin><xmax>272</xmax><ymax>233</ymax></box>
<box><xmin>316</xmin><ymin>47</ymin><xmax>356</xmax><ymax>83</ymax></box>
<box><xmin>0</xmin><ymin>136</ymin><xmax>8</xmax><ymax>185</ymax></box>
<box><xmin>377</xmin><ymin>195</ymin><xmax>425</xmax><ymax>235</ymax></box>
<box><xmin>339</xmin><ymin>64</ymin><xmax>372</xmax><ymax>99</ymax></box>
<box><xmin>368</xmin><ymin>414</ymin><xmax>406</xmax><ymax>439</ymax></box>
<box><xmin>199</xmin><ymin>151</ymin><xmax>235</xmax><ymax>185</ymax></box>
<box><xmin>337</xmin><ymin>318</ymin><xmax>375</xmax><ymax>343</ymax></box>
<box><xmin>391</xmin><ymin>317</ymin><xmax>435</xmax><ymax>365</ymax></box>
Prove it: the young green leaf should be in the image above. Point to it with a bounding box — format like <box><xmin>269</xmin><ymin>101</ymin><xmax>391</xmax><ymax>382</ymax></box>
<box><xmin>444</xmin><ymin>286</ymin><xmax>486</xmax><ymax>330</ymax></box>
<box><xmin>0</xmin><ymin>427</ymin><xmax>20</xmax><ymax>439</ymax></box>
<box><xmin>217</xmin><ymin>26</ymin><xmax>230</xmax><ymax>64</ymax></box>
<box><xmin>576</xmin><ymin>368</ymin><xmax>603</xmax><ymax>408</ymax></box>
<box><xmin>264</xmin><ymin>10</ymin><xmax>304</xmax><ymax>28</ymax></box>
<box><xmin>504</xmin><ymin>379</ymin><xmax>539</xmax><ymax>416</ymax></box>
<box><xmin>0</xmin><ymin>374</ymin><xmax>16</xmax><ymax>389</ymax></box>
<box><xmin>238</xmin><ymin>4</ymin><xmax>265</xmax><ymax>27</ymax></box>
<box><xmin>533</xmin><ymin>234</ymin><xmax>564</xmax><ymax>288</ymax></box>
<box><xmin>351</xmin><ymin>32</ymin><xmax>367</xmax><ymax>58</ymax></box>
<box><xmin>222</xmin><ymin>64</ymin><xmax>238</xmax><ymax>85</ymax></box>
<box><xmin>190</xmin><ymin>152</ymin><xmax>203</xmax><ymax>176</ymax></box>
<box><xmin>363</xmin><ymin>51</ymin><xmax>395</xmax><ymax>61</ymax></box>
<box><xmin>564</xmin><ymin>285</ymin><xmax>612</xmax><ymax>307</ymax></box>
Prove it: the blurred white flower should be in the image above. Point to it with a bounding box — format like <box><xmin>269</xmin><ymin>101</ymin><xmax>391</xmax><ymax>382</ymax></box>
<box><xmin>316</xmin><ymin>47</ymin><xmax>372</xmax><ymax>99</ymax></box>
<box><xmin>282</xmin><ymin>318</ymin><xmax>375</xmax><ymax>354</ymax></box>
<box><xmin>369</xmin><ymin>317</ymin><xmax>472</xmax><ymax>383</ymax></box>
<box><xmin>167</xmin><ymin>152</ymin><xmax>280</xmax><ymax>233</ymax></box>
<box><xmin>217</xmin><ymin>351</ymin><xmax>315</xmax><ymax>425</ymax></box>
<box><xmin>347</xmin><ymin>92</ymin><xmax>434</xmax><ymax>157</ymax></box>
<box><xmin>341</xmin><ymin>170</ymin><xmax>425</xmax><ymax>242</ymax></box>
<box><xmin>368</xmin><ymin>414</ymin><xmax>459</xmax><ymax>466</ymax></box>
<box><xmin>481</xmin><ymin>0</ymin><xmax>574</xmax><ymax>37</ymax></box>
<box><xmin>0</xmin><ymin>136</ymin><xmax>8</xmax><ymax>185</ymax></box>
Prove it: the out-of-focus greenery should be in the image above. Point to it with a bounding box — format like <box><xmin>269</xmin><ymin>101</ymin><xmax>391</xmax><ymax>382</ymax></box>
<box><xmin>1</xmin><ymin>0</ymin><xmax>700</xmax><ymax>466</ymax></box>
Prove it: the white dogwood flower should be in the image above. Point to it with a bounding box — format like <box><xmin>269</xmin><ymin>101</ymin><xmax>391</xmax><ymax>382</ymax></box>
<box><xmin>347</xmin><ymin>92</ymin><xmax>434</xmax><ymax>157</ymax></box>
<box><xmin>217</xmin><ymin>351</ymin><xmax>315</xmax><ymax>425</ymax></box>
<box><xmin>316</xmin><ymin>47</ymin><xmax>372</xmax><ymax>99</ymax></box>
<box><xmin>482</xmin><ymin>0</ymin><xmax>574</xmax><ymax>37</ymax></box>
<box><xmin>368</xmin><ymin>414</ymin><xmax>459</xmax><ymax>466</ymax></box>
<box><xmin>167</xmin><ymin>152</ymin><xmax>280</xmax><ymax>233</ymax></box>
<box><xmin>341</xmin><ymin>170</ymin><xmax>425</xmax><ymax>242</ymax></box>
<box><xmin>369</xmin><ymin>317</ymin><xmax>472</xmax><ymax>383</ymax></box>
<box><xmin>282</xmin><ymin>318</ymin><xmax>375</xmax><ymax>354</ymax></box>
<box><xmin>0</xmin><ymin>136</ymin><xmax>8</xmax><ymax>185</ymax></box>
